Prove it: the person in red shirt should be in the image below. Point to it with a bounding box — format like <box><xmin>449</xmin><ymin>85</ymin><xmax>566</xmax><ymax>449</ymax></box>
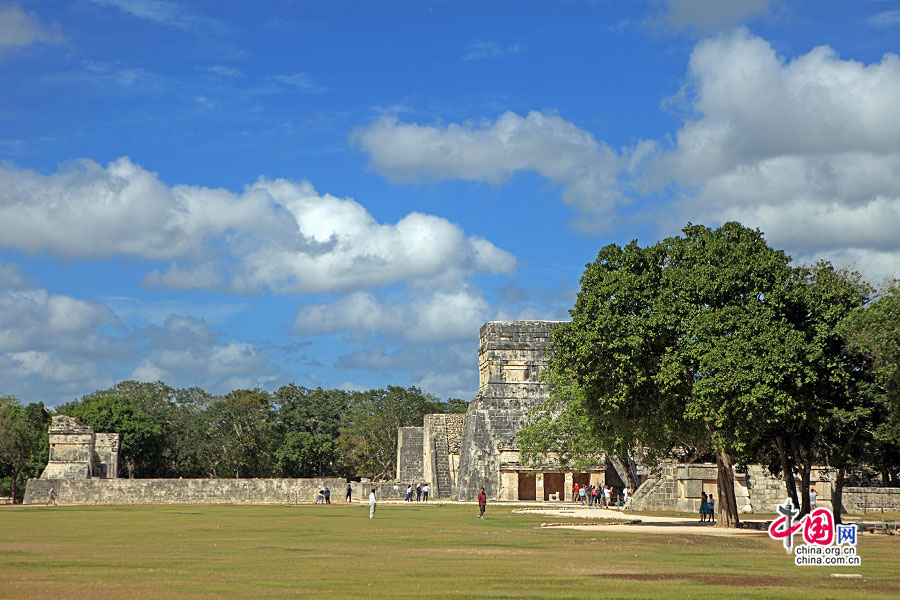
<box><xmin>478</xmin><ymin>487</ymin><xmax>487</xmax><ymax>519</ymax></box>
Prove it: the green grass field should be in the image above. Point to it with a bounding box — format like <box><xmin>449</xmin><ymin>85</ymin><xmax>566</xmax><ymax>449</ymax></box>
<box><xmin>1</xmin><ymin>503</ymin><xmax>898</xmax><ymax>599</ymax></box>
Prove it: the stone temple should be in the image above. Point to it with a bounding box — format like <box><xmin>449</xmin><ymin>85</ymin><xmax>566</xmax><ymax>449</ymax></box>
<box><xmin>40</xmin><ymin>415</ymin><xmax>120</xmax><ymax>479</ymax></box>
<box><xmin>397</xmin><ymin>320</ymin><xmax>615</xmax><ymax>501</ymax></box>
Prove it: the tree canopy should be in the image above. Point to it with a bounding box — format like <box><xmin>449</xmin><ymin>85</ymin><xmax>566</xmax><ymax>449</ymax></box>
<box><xmin>523</xmin><ymin>222</ymin><xmax>889</xmax><ymax>527</ymax></box>
<box><xmin>6</xmin><ymin>380</ymin><xmax>462</xmax><ymax>487</ymax></box>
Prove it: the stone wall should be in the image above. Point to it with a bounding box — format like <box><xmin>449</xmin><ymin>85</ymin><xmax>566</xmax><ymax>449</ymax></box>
<box><xmin>456</xmin><ymin>321</ymin><xmax>564</xmax><ymax>501</ymax></box>
<box><xmin>842</xmin><ymin>487</ymin><xmax>900</xmax><ymax>513</ymax></box>
<box><xmin>625</xmin><ymin>463</ymin><xmax>882</xmax><ymax>514</ymax></box>
<box><xmin>396</xmin><ymin>427</ymin><xmax>424</xmax><ymax>481</ymax></box>
<box><xmin>423</xmin><ymin>413</ymin><xmax>464</xmax><ymax>499</ymax></box>
<box><xmin>347</xmin><ymin>481</ymin><xmax>422</xmax><ymax>501</ymax></box>
<box><xmin>93</xmin><ymin>433</ymin><xmax>120</xmax><ymax>479</ymax></box>
<box><xmin>628</xmin><ymin>463</ymin><xmax>757</xmax><ymax>513</ymax></box>
<box><xmin>25</xmin><ymin>477</ymin><xmax>348</xmax><ymax>505</ymax></box>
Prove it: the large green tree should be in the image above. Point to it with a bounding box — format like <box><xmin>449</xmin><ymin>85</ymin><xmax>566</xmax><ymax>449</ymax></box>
<box><xmin>546</xmin><ymin>223</ymin><xmax>808</xmax><ymax>527</ymax></box>
<box><xmin>339</xmin><ymin>386</ymin><xmax>444</xmax><ymax>480</ymax></box>
<box><xmin>839</xmin><ymin>282</ymin><xmax>900</xmax><ymax>487</ymax></box>
<box><xmin>0</xmin><ymin>397</ymin><xmax>50</xmax><ymax>502</ymax></box>
<box><xmin>83</xmin><ymin>381</ymin><xmax>213</xmax><ymax>477</ymax></box>
<box><xmin>273</xmin><ymin>385</ymin><xmax>352</xmax><ymax>477</ymax></box>
<box><xmin>195</xmin><ymin>389</ymin><xmax>278</xmax><ymax>478</ymax></box>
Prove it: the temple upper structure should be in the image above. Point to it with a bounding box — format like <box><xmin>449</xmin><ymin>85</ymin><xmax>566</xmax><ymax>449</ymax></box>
<box><xmin>40</xmin><ymin>415</ymin><xmax>120</xmax><ymax>479</ymax></box>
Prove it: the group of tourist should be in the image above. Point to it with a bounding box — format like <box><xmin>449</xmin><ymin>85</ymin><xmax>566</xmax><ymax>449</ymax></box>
<box><xmin>315</xmin><ymin>486</ymin><xmax>331</xmax><ymax>504</ymax></box>
<box><xmin>571</xmin><ymin>483</ymin><xmax>631</xmax><ymax>507</ymax></box>
<box><xmin>699</xmin><ymin>491</ymin><xmax>716</xmax><ymax>523</ymax></box>
<box><xmin>404</xmin><ymin>483</ymin><xmax>430</xmax><ymax>502</ymax></box>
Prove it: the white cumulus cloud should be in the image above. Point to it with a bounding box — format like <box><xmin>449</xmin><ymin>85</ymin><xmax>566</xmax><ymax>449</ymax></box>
<box><xmin>293</xmin><ymin>288</ymin><xmax>490</xmax><ymax>343</ymax></box>
<box><xmin>0</xmin><ymin>157</ymin><xmax>515</xmax><ymax>294</ymax></box>
<box><xmin>650</xmin><ymin>29</ymin><xmax>900</xmax><ymax>283</ymax></box>
<box><xmin>352</xmin><ymin>111</ymin><xmax>624</xmax><ymax>229</ymax></box>
<box><xmin>0</xmin><ymin>4</ymin><xmax>64</xmax><ymax>52</ymax></box>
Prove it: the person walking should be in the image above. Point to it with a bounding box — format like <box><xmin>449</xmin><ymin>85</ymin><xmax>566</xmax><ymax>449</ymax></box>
<box><xmin>699</xmin><ymin>491</ymin><xmax>709</xmax><ymax>522</ymax></box>
<box><xmin>46</xmin><ymin>485</ymin><xmax>57</xmax><ymax>506</ymax></box>
<box><xmin>324</xmin><ymin>486</ymin><xmax>331</xmax><ymax>504</ymax></box>
<box><xmin>346</xmin><ymin>483</ymin><xmax>353</xmax><ymax>503</ymax></box>
<box><xmin>406</xmin><ymin>484</ymin><xmax>413</xmax><ymax>502</ymax></box>
<box><xmin>477</xmin><ymin>487</ymin><xmax>487</xmax><ymax>519</ymax></box>
<box><xmin>369</xmin><ymin>488</ymin><xmax>377</xmax><ymax>519</ymax></box>
<box><xmin>416</xmin><ymin>483</ymin><xmax>422</xmax><ymax>502</ymax></box>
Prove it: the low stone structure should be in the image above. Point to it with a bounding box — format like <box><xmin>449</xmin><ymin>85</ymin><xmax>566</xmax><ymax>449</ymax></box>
<box><xmin>626</xmin><ymin>462</ymin><xmax>856</xmax><ymax>514</ymax></box>
<box><xmin>39</xmin><ymin>415</ymin><xmax>119</xmax><ymax>480</ymax></box>
<box><xmin>25</xmin><ymin>477</ymin><xmax>347</xmax><ymax>505</ymax></box>
<box><xmin>842</xmin><ymin>487</ymin><xmax>900</xmax><ymax>513</ymax></box>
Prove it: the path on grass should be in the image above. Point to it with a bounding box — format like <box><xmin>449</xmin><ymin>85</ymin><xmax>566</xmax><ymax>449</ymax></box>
<box><xmin>513</xmin><ymin>506</ymin><xmax>769</xmax><ymax>537</ymax></box>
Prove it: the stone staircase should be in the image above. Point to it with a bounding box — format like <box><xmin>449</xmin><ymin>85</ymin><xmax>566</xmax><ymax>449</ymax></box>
<box><xmin>432</xmin><ymin>425</ymin><xmax>454</xmax><ymax>499</ymax></box>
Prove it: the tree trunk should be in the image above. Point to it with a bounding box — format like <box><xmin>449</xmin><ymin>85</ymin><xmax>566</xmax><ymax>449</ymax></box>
<box><xmin>612</xmin><ymin>455</ymin><xmax>638</xmax><ymax>489</ymax></box>
<box><xmin>715</xmin><ymin>449</ymin><xmax>741</xmax><ymax>528</ymax></box>
<box><xmin>797</xmin><ymin>442</ymin><xmax>812</xmax><ymax>516</ymax></box>
<box><xmin>775</xmin><ymin>436</ymin><xmax>799</xmax><ymax>507</ymax></box>
<box><xmin>831</xmin><ymin>466</ymin><xmax>845</xmax><ymax>525</ymax></box>
<box><xmin>10</xmin><ymin>467</ymin><xmax>19</xmax><ymax>504</ymax></box>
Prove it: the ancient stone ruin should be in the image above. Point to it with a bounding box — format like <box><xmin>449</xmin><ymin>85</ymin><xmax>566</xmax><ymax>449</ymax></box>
<box><xmin>40</xmin><ymin>415</ymin><xmax>120</xmax><ymax>480</ymax></box>
<box><xmin>397</xmin><ymin>320</ymin><xmax>611</xmax><ymax>502</ymax></box>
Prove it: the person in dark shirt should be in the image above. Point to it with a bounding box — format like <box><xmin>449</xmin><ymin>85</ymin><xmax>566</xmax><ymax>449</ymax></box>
<box><xmin>324</xmin><ymin>487</ymin><xmax>331</xmax><ymax>504</ymax></box>
<box><xmin>477</xmin><ymin>487</ymin><xmax>487</xmax><ymax>519</ymax></box>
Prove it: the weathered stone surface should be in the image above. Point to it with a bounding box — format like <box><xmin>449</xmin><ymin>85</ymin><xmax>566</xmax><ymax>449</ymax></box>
<box><xmin>422</xmin><ymin>413</ymin><xmax>464</xmax><ymax>499</ymax></box>
<box><xmin>626</xmin><ymin>462</ymin><xmax>880</xmax><ymax>514</ymax></box>
<box><xmin>40</xmin><ymin>415</ymin><xmax>119</xmax><ymax>480</ymax></box>
<box><xmin>456</xmin><ymin>321</ymin><xmax>564</xmax><ymax>500</ymax></box>
<box><xmin>396</xmin><ymin>427</ymin><xmax>424</xmax><ymax>481</ymax></box>
<box><xmin>26</xmin><ymin>477</ymin><xmax>350</xmax><ymax>505</ymax></box>
<box><xmin>842</xmin><ymin>487</ymin><xmax>900</xmax><ymax>512</ymax></box>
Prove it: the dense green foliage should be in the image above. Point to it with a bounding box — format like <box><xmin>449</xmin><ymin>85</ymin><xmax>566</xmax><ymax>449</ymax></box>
<box><xmin>0</xmin><ymin>397</ymin><xmax>50</xmax><ymax>501</ymax></box>
<box><xmin>520</xmin><ymin>222</ymin><xmax>899</xmax><ymax>525</ymax></box>
<box><xmin>839</xmin><ymin>283</ymin><xmax>900</xmax><ymax>485</ymax></box>
<box><xmin>5</xmin><ymin>382</ymin><xmax>460</xmax><ymax>489</ymax></box>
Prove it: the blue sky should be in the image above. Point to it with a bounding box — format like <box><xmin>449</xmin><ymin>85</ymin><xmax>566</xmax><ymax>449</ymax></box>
<box><xmin>2</xmin><ymin>0</ymin><xmax>899</xmax><ymax>406</ymax></box>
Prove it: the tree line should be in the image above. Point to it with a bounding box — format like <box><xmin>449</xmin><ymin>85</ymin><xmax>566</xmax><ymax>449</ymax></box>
<box><xmin>0</xmin><ymin>382</ymin><xmax>467</xmax><ymax>502</ymax></box>
<box><xmin>519</xmin><ymin>222</ymin><xmax>900</xmax><ymax>527</ymax></box>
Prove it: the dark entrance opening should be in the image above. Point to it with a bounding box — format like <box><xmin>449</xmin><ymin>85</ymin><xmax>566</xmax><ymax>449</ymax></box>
<box><xmin>544</xmin><ymin>472</ymin><xmax>564</xmax><ymax>501</ymax></box>
<box><xmin>518</xmin><ymin>472</ymin><xmax>536</xmax><ymax>501</ymax></box>
<box><xmin>574</xmin><ymin>473</ymin><xmax>590</xmax><ymax>488</ymax></box>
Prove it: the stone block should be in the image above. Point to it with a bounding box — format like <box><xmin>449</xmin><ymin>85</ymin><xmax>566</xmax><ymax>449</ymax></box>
<box><xmin>684</xmin><ymin>479</ymin><xmax>702</xmax><ymax>498</ymax></box>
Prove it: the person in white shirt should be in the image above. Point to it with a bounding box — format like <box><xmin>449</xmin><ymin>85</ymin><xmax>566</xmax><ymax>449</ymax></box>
<box><xmin>422</xmin><ymin>483</ymin><xmax>429</xmax><ymax>501</ymax></box>
<box><xmin>369</xmin><ymin>489</ymin><xmax>376</xmax><ymax>519</ymax></box>
<box><xmin>707</xmin><ymin>493</ymin><xmax>715</xmax><ymax>523</ymax></box>
<box><xmin>810</xmin><ymin>489</ymin><xmax>817</xmax><ymax>509</ymax></box>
